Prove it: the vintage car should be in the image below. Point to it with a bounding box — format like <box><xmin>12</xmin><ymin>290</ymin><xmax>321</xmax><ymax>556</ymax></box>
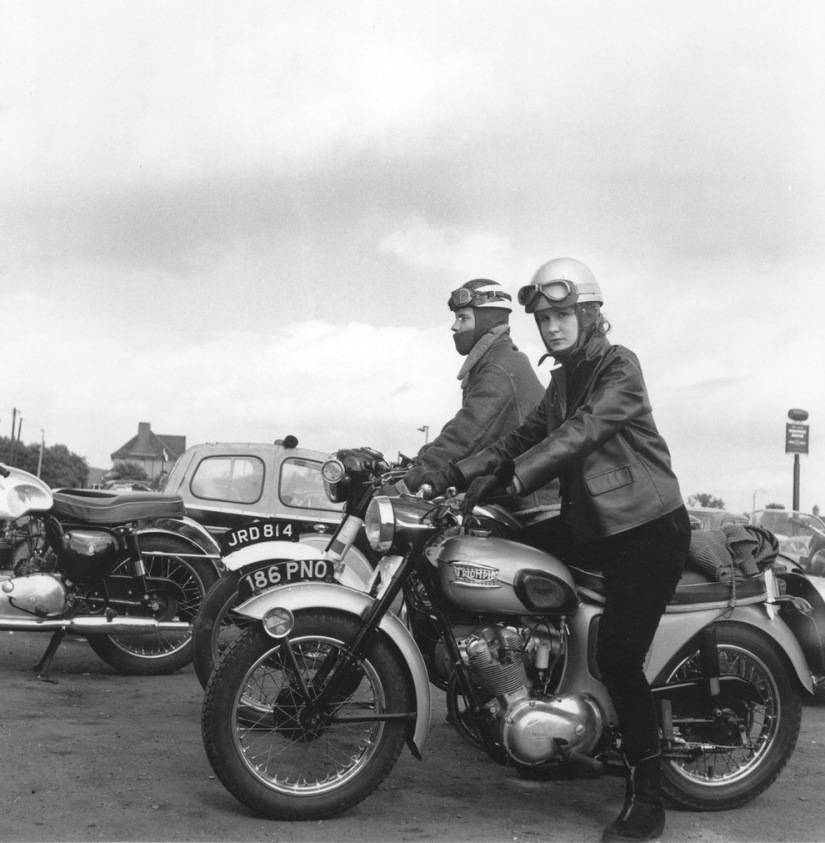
<box><xmin>160</xmin><ymin>440</ymin><xmax>376</xmax><ymax>583</ymax></box>
<box><xmin>686</xmin><ymin>505</ymin><xmax>748</xmax><ymax>532</ymax></box>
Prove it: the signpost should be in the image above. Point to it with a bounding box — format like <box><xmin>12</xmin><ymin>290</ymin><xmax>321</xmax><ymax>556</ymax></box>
<box><xmin>786</xmin><ymin>409</ymin><xmax>809</xmax><ymax>511</ymax></box>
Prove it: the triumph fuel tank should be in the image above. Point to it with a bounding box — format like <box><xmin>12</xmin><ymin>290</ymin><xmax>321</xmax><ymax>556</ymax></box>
<box><xmin>437</xmin><ymin>535</ymin><xmax>578</xmax><ymax>615</ymax></box>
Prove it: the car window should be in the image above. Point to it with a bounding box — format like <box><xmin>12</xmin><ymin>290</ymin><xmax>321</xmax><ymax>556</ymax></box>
<box><xmin>280</xmin><ymin>458</ymin><xmax>342</xmax><ymax>511</ymax></box>
<box><xmin>189</xmin><ymin>456</ymin><xmax>265</xmax><ymax>504</ymax></box>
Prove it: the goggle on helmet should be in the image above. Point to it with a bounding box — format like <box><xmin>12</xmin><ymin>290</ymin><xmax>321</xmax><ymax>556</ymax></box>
<box><xmin>448</xmin><ymin>280</ymin><xmax>513</xmax><ymax>312</ymax></box>
<box><xmin>517</xmin><ymin>258</ymin><xmax>603</xmax><ymax>314</ymax></box>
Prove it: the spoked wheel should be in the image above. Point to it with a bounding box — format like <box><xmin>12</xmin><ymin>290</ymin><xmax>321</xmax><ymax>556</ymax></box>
<box><xmin>659</xmin><ymin>623</ymin><xmax>802</xmax><ymax>811</ymax></box>
<box><xmin>86</xmin><ymin>535</ymin><xmax>219</xmax><ymax>675</ymax></box>
<box><xmin>202</xmin><ymin>610</ymin><xmax>412</xmax><ymax>820</ymax></box>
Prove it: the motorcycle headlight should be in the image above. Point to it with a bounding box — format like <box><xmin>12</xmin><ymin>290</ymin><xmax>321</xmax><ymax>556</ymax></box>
<box><xmin>365</xmin><ymin>496</ymin><xmax>396</xmax><ymax>552</ymax></box>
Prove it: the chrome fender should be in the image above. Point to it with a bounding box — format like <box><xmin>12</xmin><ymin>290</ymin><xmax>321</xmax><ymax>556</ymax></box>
<box><xmin>137</xmin><ymin>519</ymin><xmax>223</xmax><ymax>575</ymax></box>
<box><xmin>222</xmin><ymin>542</ymin><xmax>366</xmax><ymax>590</ymax></box>
<box><xmin>647</xmin><ymin>604</ymin><xmax>814</xmax><ymax>693</ymax></box>
<box><xmin>235</xmin><ymin>581</ymin><xmax>431</xmax><ymax>755</ymax></box>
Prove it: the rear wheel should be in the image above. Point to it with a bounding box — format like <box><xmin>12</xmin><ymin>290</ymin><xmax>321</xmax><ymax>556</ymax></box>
<box><xmin>202</xmin><ymin>610</ymin><xmax>412</xmax><ymax>820</ymax></box>
<box><xmin>191</xmin><ymin>571</ymin><xmax>252</xmax><ymax>687</ymax></box>
<box><xmin>659</xmin><ymin>623</ymin><xmax>802</xmax><ymax>811</ymax></box>
<box><xmin>86</xmin><ymin>535</ymin><xmax>219</xmax><ymax>675</ymax></box>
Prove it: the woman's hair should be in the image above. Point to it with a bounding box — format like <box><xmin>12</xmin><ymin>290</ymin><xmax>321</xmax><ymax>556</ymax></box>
<box><xmin>579</xmin><ymin>303</ymin><xmax>611</xmax><ymax>335</ymax></box>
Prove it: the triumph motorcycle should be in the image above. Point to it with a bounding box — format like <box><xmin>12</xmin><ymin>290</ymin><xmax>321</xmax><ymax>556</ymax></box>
<box><xmin>0</xmin><ymin>462</ymin><xmax>221</xmax><ymax>678</ymax></box>
<box><xmin>201</xmin><ymin>448</ymin><xmax>823</xmax><ymax>821</ymax></box>
<box><xmin>191</xmin><ymin>448</ymin><xmax>406</xmax><ymax>688</ymax></box>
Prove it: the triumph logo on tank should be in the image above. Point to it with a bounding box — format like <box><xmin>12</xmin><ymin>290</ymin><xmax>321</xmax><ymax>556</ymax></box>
<box><xmin>450</xmin><ymin>562</ymin><xmax>500</xmax><ymax>588</ymax></box>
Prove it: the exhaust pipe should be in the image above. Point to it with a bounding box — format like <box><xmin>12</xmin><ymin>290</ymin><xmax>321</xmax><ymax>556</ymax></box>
<box><xmin>0</xmin><ymin>616</ymin><xmax>192</xmax><ymax>635</ymax></box>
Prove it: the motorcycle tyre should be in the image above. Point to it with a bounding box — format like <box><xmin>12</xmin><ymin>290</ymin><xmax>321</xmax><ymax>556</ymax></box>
<box><xmin>191</xmin><ymin>570</ymin><xmax>250</xmax><ymax>688</ymax></box>
<box><xmin>659</xmin><ymin>623</ymin><xmax>802</xmax><ymax>811</ymax></box>
<box><xmin>202</xmin><ymin>610</ymin><xmax>411</xmax><ymax>820</ymax></box>
<box><xmin>86</xmin><ymin>535</ymin><xmax>219</xmax><ymax>675</ymax></box>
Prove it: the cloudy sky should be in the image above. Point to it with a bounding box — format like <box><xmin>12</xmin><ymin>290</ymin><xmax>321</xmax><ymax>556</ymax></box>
<box><xmin>2</xmin><ymin>0</ymin><xmax>823</xmax><ymax>514</ymax></box>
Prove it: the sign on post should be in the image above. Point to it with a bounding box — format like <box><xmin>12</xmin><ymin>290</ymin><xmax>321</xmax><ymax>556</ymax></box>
<box><xmin>785</xmin><ymin>423</ymin><xmax>809</xmax><ymax>454</ymax></box>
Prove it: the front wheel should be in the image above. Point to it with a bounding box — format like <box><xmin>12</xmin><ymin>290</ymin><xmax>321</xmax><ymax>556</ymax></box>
<box><xmin>202</xmin><ymin>610</ymin><xmax>412</xmax><ymax>820</ymax></box>
<box><xmin>659</xmin><ymin>623</ymin><xmax>802</xmax><ymax>811</ymax></box>
<box><xmin>86</xmin><ymin>535</ymin><xmax>219</xmax><ymax>675</ymax></box>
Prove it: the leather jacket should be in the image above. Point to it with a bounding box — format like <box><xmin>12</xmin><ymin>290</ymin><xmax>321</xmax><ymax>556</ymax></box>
<box><xmin>405</xmin><ymin>328</ymin><xmax>559</xmax><ymax>516</ymax></box>
<box><xmin>457</xmin><ymin>332</ymin><xmax>683</xmax><ymax>542</ymax></box>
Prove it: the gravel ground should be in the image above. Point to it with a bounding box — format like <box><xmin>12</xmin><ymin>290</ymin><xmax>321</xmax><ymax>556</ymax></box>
<box><xmin>1</xmin><ymin>631</ymin><xmax>824</xmax><ymax>843</ymax></box>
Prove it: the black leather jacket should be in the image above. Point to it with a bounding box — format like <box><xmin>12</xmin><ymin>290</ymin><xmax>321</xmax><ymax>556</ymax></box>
<box><xmin>458</xmin><ymin>332</ymin><xmax>683</xmax><ymax>543</ymax></box>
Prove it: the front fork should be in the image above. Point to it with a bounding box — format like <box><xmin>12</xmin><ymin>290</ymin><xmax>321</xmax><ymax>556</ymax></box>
<box><xmin>280</xmin><ymin>547</ymin><xmax>417</xmax><ymax>730</ymax></box>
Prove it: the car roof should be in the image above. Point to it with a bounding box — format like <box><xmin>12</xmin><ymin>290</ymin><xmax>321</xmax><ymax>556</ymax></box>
<box><xmin>181</xmin><ymin>442</ymin><xmax>330</xmax><ymax>461</ymax></box>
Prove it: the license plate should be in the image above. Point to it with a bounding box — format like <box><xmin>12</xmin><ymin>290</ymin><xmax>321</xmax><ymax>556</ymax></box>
<box><xmin>237</xmin><ymin>558</ymin><xmax>334</xmax><ymax>600</ymax></box>
<box><xmin>221</xmin><ymin>519</ymin><xmax>300</xmax><ymax>554</ymax></box>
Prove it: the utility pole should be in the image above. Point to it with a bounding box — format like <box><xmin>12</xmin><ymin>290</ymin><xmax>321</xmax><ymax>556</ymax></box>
<box><xmin>417</xmin><ymin>425</ymin><xmax>429</xmax><ymax>445</ymax></box>
<box><xmin>9</xmin><ymin>407</ymin><xmax>17</xmax><ymax>466</ymax></box>
<box><xmin>37</xmin><ymin>428</ymin><xmax>45</xmax><ymax>478</ymax></box>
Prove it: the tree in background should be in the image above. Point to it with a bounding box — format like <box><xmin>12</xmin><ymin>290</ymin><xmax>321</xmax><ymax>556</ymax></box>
<box><xmin>765</xmin><ymin>503</ymin><xmax>785</xmax><ymax>509</ymax></box>
<box><xmin>108</xmin><ymin>461</ymin><xmax>149</xmax><ymax>482</ymax></box>
<box><xmin>0</xmin><ymin>436</ymin><xmax>88</xmax><ymax>488</ymax></box>
<box><xmin>687</xmin><ymin>493</ymin><xmax>725</xmax><ymax>509</ymax></box>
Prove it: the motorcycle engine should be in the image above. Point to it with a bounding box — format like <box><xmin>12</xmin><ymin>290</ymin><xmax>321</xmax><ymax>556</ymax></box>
<box><xmin>465</xmin><ymin>623</ymin><xmax>603</xmax><ymax>766</ymax></box>
<box><xmin>1</xmin><ymin>573</ymin><xmax>71</xmax><ymax>617</ymax></box>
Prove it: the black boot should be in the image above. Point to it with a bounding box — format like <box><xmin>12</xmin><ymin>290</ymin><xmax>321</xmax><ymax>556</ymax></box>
<box><xmin>602</xmin><ymin>754</ymin><xmax>665</xmax><ymax>843</ymax></box>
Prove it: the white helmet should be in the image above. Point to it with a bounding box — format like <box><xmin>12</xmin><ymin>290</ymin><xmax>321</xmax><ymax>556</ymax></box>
<box><xmin>518</xmin><ymin>258</ymin><xmax>602</xmax><ymax>313</ymax></box>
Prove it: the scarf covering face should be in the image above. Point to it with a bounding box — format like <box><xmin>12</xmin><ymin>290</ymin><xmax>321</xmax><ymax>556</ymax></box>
<box><xmin>457</xmin><ymin>324</ymin><xmax>510</xmax><ymax>388</ymax></box>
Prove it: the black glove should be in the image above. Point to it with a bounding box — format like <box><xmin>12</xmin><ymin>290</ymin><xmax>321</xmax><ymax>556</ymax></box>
<box><xmin>460</xmin><ymin>460</ymin><xmax>515</xmax><ymax>516</ymax></box>
<box><xmin>419</xmin><ymin>461</ymin><xmax>467</xmax><ymax>498</ymax></box>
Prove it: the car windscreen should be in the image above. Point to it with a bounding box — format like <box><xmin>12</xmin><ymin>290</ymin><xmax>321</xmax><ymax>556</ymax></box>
<box><xmin>280</xmin><ymin>458</ymin><xmax>343</xmax><ymax>511</ymax></box>
<box><xmin>189</xmin><ymin>455</ymin><xmax>265</xmax><ymax>505</ymax></box>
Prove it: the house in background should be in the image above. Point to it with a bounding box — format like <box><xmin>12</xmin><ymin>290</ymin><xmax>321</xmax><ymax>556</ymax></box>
<box><xmin>109</xmin><ymin>422</ymin><xmax>186</xmax><ymax>484</ymax></box>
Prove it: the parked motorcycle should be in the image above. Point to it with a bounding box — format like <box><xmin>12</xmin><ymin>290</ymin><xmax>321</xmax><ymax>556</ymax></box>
<box><xmin>201</xmin><ymin>451</ymin><xmax>820</xmax><ymax>821</ymax></box>
<box><xmin>190</xmin><ymin>448</ymin><xmax>406</xmax><ymax>688</ymax></box>
<box><xmin>0</xmin><ymin>462</ymin><xmax>222</xmax><ymax>678</ymax></box>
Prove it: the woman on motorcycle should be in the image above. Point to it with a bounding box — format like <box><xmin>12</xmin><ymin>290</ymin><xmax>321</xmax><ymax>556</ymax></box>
<box><xmin>424</xmin><ymin>257</ymin><xmax>691</xmax><ymax>843</ymax></box>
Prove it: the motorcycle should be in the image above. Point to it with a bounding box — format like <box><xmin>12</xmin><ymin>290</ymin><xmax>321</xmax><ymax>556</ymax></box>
<box><xmin>190</xmin><ymin>448</ymin><xmax>407</xmax><ymax>688</ymax></box>
<box><xmin>0</xmin><ymin>462</ymin><xmax>222</xmax><ymax>679</ymax></box>
<box><xmin>750</xmin><ymin>508</ymin><xmax>825</xmax><ymax>695</ymax></box>
<box><xmin>201</xmin><ymin>450</ymin><xmax>823</xmax><ymax>821</ymax></box>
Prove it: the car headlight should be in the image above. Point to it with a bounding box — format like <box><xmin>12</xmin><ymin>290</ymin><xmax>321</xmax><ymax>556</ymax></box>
<box><xmin>365</xmin><ymin>496</ymin><xmax>396</xmax><ymax>552</ymax></box>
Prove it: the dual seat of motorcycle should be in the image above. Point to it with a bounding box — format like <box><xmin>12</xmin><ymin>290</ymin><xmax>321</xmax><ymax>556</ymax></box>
<box><xmin>51</xmin><ymin>489</ymin><xmax>185</xmax><ymax>525</ymax></box>
<box><xmin>568</xmin><ymin>563</ymin><xmax>767</xmax><ymax>611</ymax></box>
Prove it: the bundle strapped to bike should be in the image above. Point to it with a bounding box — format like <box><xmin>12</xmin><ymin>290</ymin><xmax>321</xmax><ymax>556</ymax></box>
<box><xmin>685</xmin><ymin>524</ymin><xmax>779</xmax><ymax>608</ymax></box>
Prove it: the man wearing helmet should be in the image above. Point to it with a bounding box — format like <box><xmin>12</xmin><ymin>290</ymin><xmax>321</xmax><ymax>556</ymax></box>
<box><xmin>401</xmin><ymin>279</ymin><xmax>559</xmax><ymax>526</ymax></box>
<box><xmin>427</xmin><ymin>259</ymin><xmax>690</xmax><ymax>843</ymax></box>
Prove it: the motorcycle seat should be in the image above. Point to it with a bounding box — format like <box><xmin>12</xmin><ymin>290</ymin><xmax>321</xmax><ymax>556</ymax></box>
<box><xmin>568</xmin><ymin>563</ymin><xmax>767</xmax><ymax>609</ymax></box>
<box><xmin>52</xmin><ymin>489</ymin><xmax>186</xmax><ymax>525</ymax></box>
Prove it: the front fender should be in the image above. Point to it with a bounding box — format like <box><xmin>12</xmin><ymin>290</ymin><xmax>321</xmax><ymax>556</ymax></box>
<box><xmin>235</xmin><ymin>582</ymin><xmax>431</xmax><ymax>755</ymax></box>
<box><xmin>648</xmin><ymin>604</ymin><xmax>814</xmax><ymax>694</ymax></box>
